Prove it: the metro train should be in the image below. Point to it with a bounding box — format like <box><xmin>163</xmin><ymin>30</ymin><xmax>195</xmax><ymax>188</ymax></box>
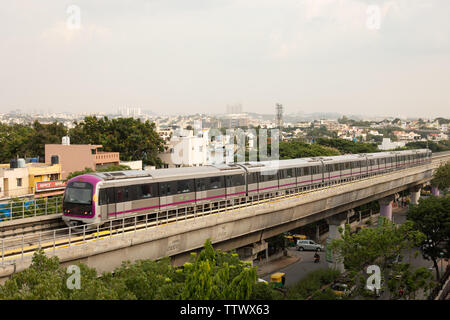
<box><xmin>62</xmin><ymin>149</ymin><xmax>432</xmax><ymax>228</ymax></box>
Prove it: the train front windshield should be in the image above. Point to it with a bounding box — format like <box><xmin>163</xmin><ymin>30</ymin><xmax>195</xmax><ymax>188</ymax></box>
<box><xmin>63</xmin><ymin>181</ymin><xmax>93</xmax><ymax>215</ymax></box>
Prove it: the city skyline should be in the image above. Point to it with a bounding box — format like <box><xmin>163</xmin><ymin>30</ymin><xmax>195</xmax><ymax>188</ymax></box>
<box><xmin>1</xmin><ymin>1</ymin><xmax>449</xmax><ymax>118</ymax></box>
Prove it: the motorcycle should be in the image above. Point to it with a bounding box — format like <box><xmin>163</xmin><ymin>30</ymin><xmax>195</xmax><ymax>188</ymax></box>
<box><xmin>314</xmin><ymin>253</ymin><xmax>320</xmax><ymax>263</ymax></box>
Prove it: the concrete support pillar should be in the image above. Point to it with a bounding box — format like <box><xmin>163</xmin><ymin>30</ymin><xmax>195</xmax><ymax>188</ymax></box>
<box><xmin>432</xmin><ymin>186</ymin><xmax>440</xmax><ymax>197</ymax></box>
<box><xmin>409</xmin><ymin>185</ymin><xmax>422</xmax><ymax>205</ymax></box>
<box><xmin>326</xmin><ymin>212</ymin><xmax>348</xmax><ymax>273</ymax></box>
<box><xmin>315</xmin><ymin>224</ymin><xmax>320</xmax><ymax>243</ymax></box>
<box><xmin>379</xmin><ymin>195</ymin><xmax>395</xmax><ymax>221</ymax></box>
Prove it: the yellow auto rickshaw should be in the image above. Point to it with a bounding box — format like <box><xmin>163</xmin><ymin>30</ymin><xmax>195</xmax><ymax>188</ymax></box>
<box><xmin>284</xmin><ymin>235</ymin><xmax>296</xmax><ymax>247</ymax></box>
<box><xmin>270</xmin><ymin>272</ymin><xmax>286</xmax><ymax>288</ymax></box>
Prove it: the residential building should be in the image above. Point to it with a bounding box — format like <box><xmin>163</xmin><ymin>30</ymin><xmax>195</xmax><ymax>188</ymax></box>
<box><xmin>0</xmin><ymin>161</ymin><xmax>62</xmax><ymax>199</ymax></box>
<box><xmin>45</xmin><ymin>143</ymin><xmax>120</xmax><ymax>179</ymax></box>
<box><xmin>158</xmin><ymin>130</ymin><xmax>207</xmax><ymax>168</ymax></box>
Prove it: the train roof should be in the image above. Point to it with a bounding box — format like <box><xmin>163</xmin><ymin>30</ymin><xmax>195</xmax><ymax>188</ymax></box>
<box><xmin>86</xmin><ymin>149</ymin><xmax>430</xmax><ymax>182</ymax></box>
<box><xmin>91</xmin><ymin>163</ymin><xmax>245</xmax><ymax>182</ymax></box>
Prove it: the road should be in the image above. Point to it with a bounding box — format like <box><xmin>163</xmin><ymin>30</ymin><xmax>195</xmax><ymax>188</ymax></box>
<box><xmin>262</xmin><ymin>204</ymin><xmax>446</xmax><ymax>299</ymax></box>
<box><xmin>261</xmin><ymin>248</ymin><xmax>328</xmax><ymax>286</ymax></box>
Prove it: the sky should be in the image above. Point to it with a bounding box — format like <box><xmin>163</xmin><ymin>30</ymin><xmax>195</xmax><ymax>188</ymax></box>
<box><xmin>0</xmin><ymin>0</ymin><xmax>449</xmax><ymax>118</ymax></box>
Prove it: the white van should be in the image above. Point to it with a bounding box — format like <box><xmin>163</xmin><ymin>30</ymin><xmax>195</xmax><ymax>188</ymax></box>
<box><xmin>296</xmin><ymin>239</ymin><xmax>324</xmax><ymax>251</ymax></box>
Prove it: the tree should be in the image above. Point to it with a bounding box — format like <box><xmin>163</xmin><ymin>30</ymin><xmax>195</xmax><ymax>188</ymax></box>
<box><xmin>69</xmin><ymin>116</ymin><xmax>165</xmax><ymax>167</ymax></box>
<box><xmin>285</xmin><ymin>269</ymin><xmax>341</xmax><ymax>300</ymax></box>
<box><xmin>404</xmin><ymin>141</ymin><xmax>450</xmax><ymax>153</ymax></box>
<box><xmin>407</xmin><ymin>196</ymin><xmax>450</xmax><ymax>281</ymax></box>
<box><xmin>279</xmin><ymin>140</ymin><xmax>340</xmax><ymax>159</ymax></box>
<box><xmin>181</xmin><ymin>239</ymin><xmax>257</xmax><ymax>300</ymax></box>
<box><xmin>315</xmin><ymin>138</ymin><xmax>379</xmax><ymax>154</ymax></box>
<box><xmin>0</xmin><ymin>250</ymin><xmax>66</xmax><ymax>300</ymax></box>
<box><xmin>387</xmin><ymin>263</ymin><xmax>434</xmax><ymax>299</ymax></box>
<box><xmin>328</xmin><ymin>218</ymin><xmax>427</xmax><ymax>297</ymax></box>
<box><xmin>431</xmin><ymin>161</ymin><xmax>450</xmax><ymax>193</ymax></box>
<box><xmin>0</xmin><ymin>121</ymin><xmax>67</xmax><ymax>163</ymax></box>
<box><xmin>0</xmin><ymin>240</ymin><xmax>265</xmax><ymax>300</ymax></box>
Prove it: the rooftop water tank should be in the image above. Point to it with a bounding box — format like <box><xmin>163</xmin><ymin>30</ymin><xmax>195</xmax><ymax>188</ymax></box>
<box><xmin>10</xmin><ymin>159</ymin><xmax>18</xmax><ymax>169</ymax></box>
<box><xmin>17</xmin><ymin>158</ymin><xmax>26</xmax><ymax>168</ymax></box>
<box><xmin>51</xmin><ymin>155</ymin><xmax>59</xmax><ymax>165</ymax></box>
<box><xmin>62</xmin><ymin>136</ymin><xmax>70</xmax><ymax>145</ymax></box>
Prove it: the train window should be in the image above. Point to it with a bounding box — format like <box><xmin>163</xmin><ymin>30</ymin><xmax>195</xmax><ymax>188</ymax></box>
<box><xmin>286</xmin><ymin>168</ymin><xmax>294</xmax><ymax>178</ymax></box>
<box><xmin>344</xmin><ymin>162</ymin><xmax>350</xmax><ymax>170</ymax></box>
<box><xmin>168</xmin><ymin>181</ymin><xmax>178</xmax><ymax>196</ymax></box>
<box><xmin>195</xmin><ymin>178</ymin><xmax>206</xmax><ymax>191</ymax></box>
<box><xmin>334</xmin><ymin>164</ymin><xmax>340</xmax><ymax>171</ymax></box>
<box><xmin>141</xmin><ymin>184</ymin><xmax>152</xmax><ymax>198</ymax></box>
<box><xmin>159</xmin><ymin>182</ymin><xmax>166</xmax><ymax>196</ymax></box>
<box><xmin>177</xmin><ymin>179</ymin><xmax>195</xmax><ymax>194</ymax></box>
<box><xmin>99</xmin><ymin>189</ymin><xmax>107</xmax><ymax>205</ymax></box>
<box><xmin>116</xmin><ymin>187</ymin><xmax>124</xmax><ymax>202</ymax></box>
<box><xmin>140</xmin><ymin>184</ymin><xmax>158</xmax><ymax>199</ymax></box>
<box><xmin>226</xmin><ymin>174</ymin><xmax>245</xmax><ymax>187</ymax></box>
<box><xmin>123</xmin><ymin>186</ymin><xmax>131</xmax><ymax>202</ymax></box>
<box><xmin>259</xmin><ymin>171</ymin><xmax>277</xmax><ymax>182</ymax></box>
<box><xmin>127</xmin><ymin>185</ymin><xmax>139</xmax><ymax>201</ymax></box>
<box><xmin>247</xmin><ymin>172</ymin><xmax>258</xmax><ymax>184</ymax></box>
<box><xmin>159</xmin><ymin>181</ymin><xmax>176</xmax><ymax>196</ymax></box>
<box><xmin>278</xmin><ymin>169</ymin><xmax>294</xmax><ymax>179</ymax></box>
<box><xmin>210</xmin><ymin>176</ymin><xmax>224</xmax><ymax>189</ymax></box>
<box><xmin>303</xmin><ymin>167</ymin><xmax>310</xmax><ymax>176</ymax></box>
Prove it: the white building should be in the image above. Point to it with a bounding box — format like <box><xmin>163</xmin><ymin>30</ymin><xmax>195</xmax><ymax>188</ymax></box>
<box><xmin>378</xmin><ymin>138</ymin><xmax>405</xmax><ymax>151</ymax></box>
<box><xmin>158</xmin><ymin>130</ymin><xmax>207</xmax><ymax>168</ymax></box>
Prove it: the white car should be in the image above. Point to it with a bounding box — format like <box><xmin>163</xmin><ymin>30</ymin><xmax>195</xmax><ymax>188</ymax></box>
<box><xmin>296</xmin><ymin>239</ymin><xmax>324</xmax><ymax>251</ymax></box>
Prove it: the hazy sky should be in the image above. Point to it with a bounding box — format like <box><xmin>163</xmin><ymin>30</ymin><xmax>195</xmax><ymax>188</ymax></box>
<box><xmin>1</xmin><ymin>0</ymin><xmax>449</xmax><ymax>118</ymax></box>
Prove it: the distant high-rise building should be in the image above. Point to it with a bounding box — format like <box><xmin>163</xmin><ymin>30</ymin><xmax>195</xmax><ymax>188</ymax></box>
<box><xmin>119</xmin><ymin>107</ymin><xmax>141</xmax><ymax>117</ymax></box>
<box><xmin>226</xmin><ymin>104</ymin><xmax>243</xmax><ymax>114</ymax></box>
<box><xmin>276</xmin><ymin>103</ymin><xmax>283</xmax><ymax>129</ymax></box>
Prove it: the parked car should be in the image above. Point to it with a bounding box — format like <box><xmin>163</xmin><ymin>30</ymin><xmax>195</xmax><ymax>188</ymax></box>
<box><xmin>330</xmin><ymin>283</ymin><xmax>356</xmax><ymax>298</ymax></box>
<box><xmin>296</xmin><ymin>239</ymin><xmax>324</xmax><ymax>251</ymax></box>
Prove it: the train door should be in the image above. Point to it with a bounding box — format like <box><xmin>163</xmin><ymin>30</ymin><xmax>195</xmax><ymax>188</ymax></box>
<box><xmin>106</xmin><ymin>188</ymin><xmax>116</xmax><ymax>219</ymax></box>
<box><xmin>196</xmin><ymin>178</ymin><xmax>208</xmax><ymax>204</ymax></box>
<box><xmin>115</xmin><ymin>187</ymin><xmax>125</xmax><ymax>215</ymax></box>
<box><xmin>323</xmin><ymin>163</ymin><xmax>330</xmax><ymax>184</ymax></box>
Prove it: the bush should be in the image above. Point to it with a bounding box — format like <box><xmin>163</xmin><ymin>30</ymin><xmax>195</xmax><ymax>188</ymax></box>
<box><xmin>285</xmin><ymin>269</ymin><xmax>341</xmax><ymax>300</ymax></box>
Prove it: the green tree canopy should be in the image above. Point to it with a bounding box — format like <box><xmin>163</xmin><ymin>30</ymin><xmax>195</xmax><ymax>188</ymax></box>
<box><xmin>69</xmin><ymin>116</ymin><xmax>165</xmax><ymax>167</ymax></box>
<box><xmin>328</xmin><ymin>218</ymin><xmax>428</xmax><ymax>298</ymax></box>
<box><xmin>431</xmin><ymin>161</ymin><xmax>450</xmax><ymax>192</ymax></box>
<box><xmin>279</xmin><ymin>140</ymin><xmax>340</xmax><ymax>159</ymax></box>
<box><xmin>407</xmin><ymin>196</ymin><xmax>450</xmax><ymax>280</ymax></box>
<box><xmin>315</xmin><ymin>138</ymin><xmax>379</xmax><ymax>154</ymax></box>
